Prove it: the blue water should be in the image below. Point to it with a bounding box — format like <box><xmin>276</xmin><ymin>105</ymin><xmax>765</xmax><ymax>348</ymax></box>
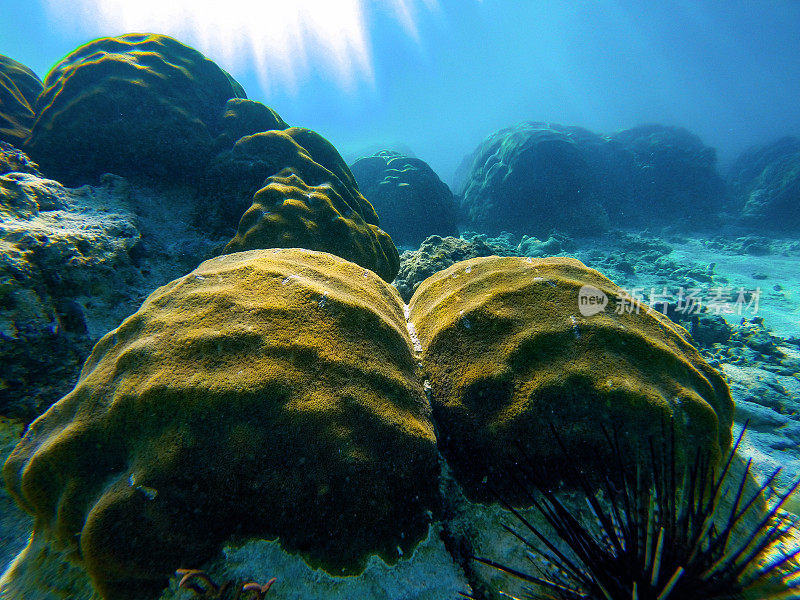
<box><xmin>1</xmin><ymin>3</ymin><xmax>799</xmax><ymax>599</ymax></box>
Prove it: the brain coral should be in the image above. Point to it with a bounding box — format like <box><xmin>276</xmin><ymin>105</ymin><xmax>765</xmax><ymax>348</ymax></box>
<box><xmin>3</xmin><ymin>249</ymin><xmax>438</xmax><ymax>599</ymax></box>
<box><xmin>408</xmin><ymin>256</ymin><xmax>734</xmax><ymax>502</ymax></box>
<box><xmin>0</xmin><ymin>55</ymin><xmax>43</xmax><ymax>147</ymax></box>
<box><xmin>25</xmin><ymin>34</ymin><xmax>242</xmax><ymax>185</ymax></box>
<box><xmin>218</xmin><ymin>128</ymin><xmax>400</xmax><ymax>282</ymax></box>
<box><xmin>349</xmin><ymin>150</ymin><xmax>458</xmax><ymax>246</ymax></box>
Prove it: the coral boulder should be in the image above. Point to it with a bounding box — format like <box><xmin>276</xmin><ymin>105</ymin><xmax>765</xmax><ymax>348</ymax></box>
<box><xmin>220</xmin><ymin>128</ymin><xmax>400</xmax><ymax>281</ymax></box>
<box><xmin>0</xmin><ymin>55</ymin><xmax>42</xmax><ymax>147</ymax></box>
<box><xmin>350</xmin><ymin>151</ymin><xmax>458</xmax><ymax>246</ymax></box>
<box><xmin>728</xmin><ymin>136</ymin><xmax>800</xmax><ymax>231</ymax></box>
<box><xmin>455</xmin><ymin>123</ymin><xmax>615</xmax><ymax>237</ymax></box>
<box><xmin>408</xmin><ymin>256</ymin><xmax>734</xmax><ymax>502</ymax></box>
<box><xmin>2</xmin><ymin>249</ymin><xmax>439</xmax><ymax>600</ymax></box>
<box><xmin>25</xmin><ymin>34</ymin><xmax>242</xmax><ymax>185</ymax></box>
<box><xmin>456</xmin><ymin>122</ymin><xmax>727</xmax><ymax>234</ymax></box>
<box><xmin>610</xmin><ymin>124</ymin><xmax>727</xmax><ymax>227</ymax></box>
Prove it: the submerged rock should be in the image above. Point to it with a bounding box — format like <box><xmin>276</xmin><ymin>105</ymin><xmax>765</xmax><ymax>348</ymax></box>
<box><xmin>350</xmin><ymin>150</ymin><xmax>458</xmax><ymax>246</ymax></box>
<box><xmin>728</xmin><ymin>136</ymin><xmax>800</xmax><ymax>231</ymax></box>
<box><xmin>455</xmin><ymin>122</ymin><xmax>613</xmax><ymax>237</ymax></box>
<box><xmin>0</xmin><ymin>142</ymin><xmax>41</xmax><ymax>177</ymax></box>
<box><xmin>456</xmin><ymin>122</ymin><xmax>727</xmax><ymax>235</ymax></box>
<box><xmin>609</xmin><ymin>124</ymin><xmax>727</xmax><ymax>227</ymax></box>
<box><xmin>0</xmin><ymin>172</ymin><xmax>139</xmax><ymax>419</ymax></box>
<box><xmin>157</xmin><ymin>524</ymin><xmax>468</xmax><ymax>600</ymax></box>
<box><xmin>724</xmin><ymin>360</ymin><xmax>800</xmax><ymax>509</ymax></box>
<box><xmin>393</xmin><ymin>234</ymin><xmax>520</xmax><ymax>302</ymax></box>
<box><xmin>0</xmin><ymin>164</ymin><xmax>228</xmax><ymax>420</ymax></box>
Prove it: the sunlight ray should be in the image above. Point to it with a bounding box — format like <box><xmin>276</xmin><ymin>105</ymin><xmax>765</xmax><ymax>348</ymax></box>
<box><xmin>43</xmin><ymin>0</ymin><xmax>438</xmax><ymax>94</ymax></box>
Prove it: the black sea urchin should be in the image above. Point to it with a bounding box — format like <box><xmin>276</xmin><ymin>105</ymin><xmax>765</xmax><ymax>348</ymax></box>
<box><xmin>469</xmin><ymin>422</ymin><xmax>800</xmax><ymax>600</ymax></box>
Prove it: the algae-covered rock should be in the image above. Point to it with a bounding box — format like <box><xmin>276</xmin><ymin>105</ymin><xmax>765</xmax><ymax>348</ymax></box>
<box><xmin>394</xmin><ymin>235</ymin><xmax>520</xmax><ymax>302</ymax></box>
<box><xmin>350</xmin><ymin>150</ymin><xmax>458</xmax><ymax>246</ymax></box>
<box><xmin>0</xmin><ymin>55</ymin><xmax>42</xmax><ymax>147</ymax></box>
<box><xmin>408</xmin><ymin>255</ymin><xmax>734</xmax><ymax>502</ymax></box>
<box><xmin>0</xmin><ymin>142</ymin><xmax>41</xmax><ymax>177</ymax></box>
<box><xmin>220</xmin><ymin>128</ymin><xmax>400</xmax><ymax>281</ymax></box>
<box><xmin>25</xmin><ymin>34</ymin><xmax>242</xmax><ymax>185</ymax></box>
<box><xmin>0</xmin><ymin>172</ymin><xmax>141</xmax><ymax>419</ymax></box>
<box><xmin>2</xmin><ymin>249</ymin><xmax>439</xmax><ymax>600</ymax></box>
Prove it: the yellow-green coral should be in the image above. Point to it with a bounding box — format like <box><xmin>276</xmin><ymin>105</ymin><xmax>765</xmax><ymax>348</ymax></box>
<box><xmin>222</xmin><ymin>128</ymin><xmax>400</xmax><ymax>282</ymax></box>
<box><xmin>213</xmin><ymin>97</ymin><xmax>288</xmax><ymax>150</ymax></box>
<box><xmin>25</xmin><ymin>33</ymin><xmax>242</xmax><ymax>184</ymax></box>
<box><xmin>3</xmin><ymin>249</ymin><xmax>438</xmax><ymax>600</ymax></box>
<box><xmin>408</xmin><ymin>255</ymin><xmax>734</xmax><ymax>502</ymax></box>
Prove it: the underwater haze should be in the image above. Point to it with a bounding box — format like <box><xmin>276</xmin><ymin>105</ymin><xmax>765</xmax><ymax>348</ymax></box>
<box><xmin>2</xmin><ymin>2</ymin><xmax>800</xmax><ymax>600</ymax></box>
<box><xmin>2</xmin><ymin>0</ymin><xmax>800</xmax><ymax>182</ymax></box>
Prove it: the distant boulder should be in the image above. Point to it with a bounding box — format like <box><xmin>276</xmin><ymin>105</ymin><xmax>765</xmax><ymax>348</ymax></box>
<box><xmin>350</xmin><ymin>151</ymin><xmax>458</xmax><ymax>246</ymax></box>
<box><xmin>727</xmin><ymin>137</ymin><xmax>800</xmax><ymax>231</ymax></box>
<box><xmin>344</xmin><ymin>142</ymin><xmax>417</xmax><ymax>166</ymax></box>
<box><xmin>610</xmin><ymin>124</ymin><xmax>727</xmax><ymax>227</ymax></box>
<box><xmin>456</xmin><ymin>122</ymin><xmax>727</xmax><ymax>236</ymax></box>
<box><xmin>455</xmin><ymin>122</ymin><xmax>615</xmax><ymax>237</ymax></box>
